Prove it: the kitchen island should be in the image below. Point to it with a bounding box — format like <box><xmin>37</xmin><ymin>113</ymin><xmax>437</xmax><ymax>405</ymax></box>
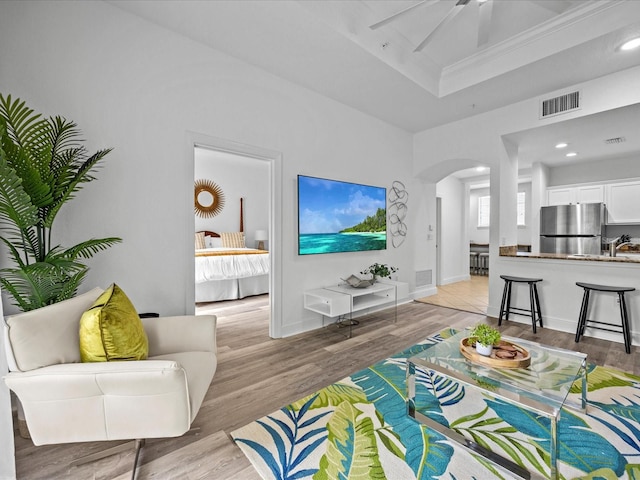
<box><xmin>492</xmin><ymin>246</ymin><xmax>639</xmax><ymax>352</ymax></box>
<box><xmin>500</xmin><ymin>249</ymin><xmax>640</xmax><ymax>264</ymax></box>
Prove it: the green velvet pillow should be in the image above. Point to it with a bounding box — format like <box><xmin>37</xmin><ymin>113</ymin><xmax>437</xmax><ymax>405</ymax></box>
<box><xmin>79</xmin><ymin>284</ymin><xmax>149</xmax><ymax>362</ymax></box>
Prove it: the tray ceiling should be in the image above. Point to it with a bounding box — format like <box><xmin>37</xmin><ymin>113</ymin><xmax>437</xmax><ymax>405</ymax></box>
<box><xmin>109</xmin><ymin>0</ymin><xmax>640</xmax><ymax>134</ymax></box>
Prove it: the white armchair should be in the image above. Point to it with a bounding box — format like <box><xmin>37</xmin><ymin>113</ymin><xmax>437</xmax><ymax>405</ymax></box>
<box><xmin>3</xmin><ymin>287</ymin><xmax>217</xmax><ymax>475</ymax></box>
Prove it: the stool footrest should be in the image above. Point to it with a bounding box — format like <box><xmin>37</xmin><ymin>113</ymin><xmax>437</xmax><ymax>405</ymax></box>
<box><xmin>504</xmin><ymin>307</ymin><xmax>534</xmax><ymax>315</ymax></box>
<box><xmin>582</xmin><ymin>320</ymin><xmax>624</xmax><ymax>334</ymax></box>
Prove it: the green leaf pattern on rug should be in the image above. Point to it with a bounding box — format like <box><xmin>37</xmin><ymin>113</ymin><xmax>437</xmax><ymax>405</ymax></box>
<box><xmin>351</xmin><ymin>361</ymin><xmax>455</xmax><ymax>478</ymax></box>
<box><xmin>626</xmin><ymin>464</ymin><xmax>640</xmax><ymax>479</ymax></box>
<box><xmin>486</xmin><ymin>397</ymin><xmax>627</xmax><ymax>476</ymax></box>
<box><xmin>232</xmin><ymin>328</ymin><xmax>640</xmax><ymax>480</ymax></box>
<box><xmin>571</xmin><ymin>365</ymin><xmax>640</xmax><ymax>394</ymax></box>
<box><xmin>291</xmin><ymin>384</ymin><xmax>368</xmax><ymax>411</ymax></box>
<box><xmin>313</xmin><ymin>402</ymin><xmax>385</xmax><ymax>480</ymax></box>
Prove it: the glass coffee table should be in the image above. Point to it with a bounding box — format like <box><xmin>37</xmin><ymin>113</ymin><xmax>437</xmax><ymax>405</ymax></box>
<box><xmin>406</xmin><ymin>329</ymin><xmax>587</xmax><ymax>480</ymax></box>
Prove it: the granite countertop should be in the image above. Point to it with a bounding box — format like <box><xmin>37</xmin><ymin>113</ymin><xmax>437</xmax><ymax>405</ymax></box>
<box><xmin>500</xmin><ymin>248</ymin><xmax>640</xmax><ymax>264</ymax></box>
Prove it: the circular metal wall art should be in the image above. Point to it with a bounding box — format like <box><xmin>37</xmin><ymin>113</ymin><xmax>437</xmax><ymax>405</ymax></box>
<box><xmin>194</xmin><ymin>179</ymin><xmax>225</xmax><ymax>218</ymax></box>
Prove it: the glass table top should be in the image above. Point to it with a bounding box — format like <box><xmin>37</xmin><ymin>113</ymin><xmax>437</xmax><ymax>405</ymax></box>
<box><xmin>409</xmin><ymin>329</ymin><xmax>587</xmax><ymax>416</ymax></box>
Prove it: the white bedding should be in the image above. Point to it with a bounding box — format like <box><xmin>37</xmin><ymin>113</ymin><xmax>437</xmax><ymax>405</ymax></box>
<box><xmin>195</xmin><ymin>248</ymin><xmax>269</xmax><ymax>284</ymax></box>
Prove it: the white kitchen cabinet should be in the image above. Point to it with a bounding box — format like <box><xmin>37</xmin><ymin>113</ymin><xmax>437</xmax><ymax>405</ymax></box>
<box><xmin>576</xmin><ymin>185</ymin><xmax>604</xmax><ymax>204</ymax></box>
<box><xmin>547</xmin><ymin>185</ymin><xmax>604</xmax><ymax>205</ymax></box>
<box><xmin>605</xmin><ymin>181</ymin><xmax>640</xmax><ymax>224</ymax></box>
<box><xmin>547</xmin><ymin>188</ymin><xmax>573</xmax><ymax>206</ymax></box>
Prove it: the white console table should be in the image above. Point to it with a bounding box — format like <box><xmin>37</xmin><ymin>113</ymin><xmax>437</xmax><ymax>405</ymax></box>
<box><xmin>304</xmin><ymin>280</ymin><xmax>405</xmax><ymax>338</ymax></box>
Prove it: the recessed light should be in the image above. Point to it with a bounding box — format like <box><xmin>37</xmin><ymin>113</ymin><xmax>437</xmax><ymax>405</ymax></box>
<box><xmin>566</xmin><ymin>152</ymin><xmax>577</xmax><ymax>157</ymax></box>
<box><xmin>621</xmin><ymin>37</ymin><xmax>640</xmax><ymax>51</ymax></box>
<box><xmin>476</xmin><ymin>166</ymin><xmax>486</xmax><ymax>172</ymax></box>
<box><xmin>555</xmin><ymin>142</ymin><xmax>568</xmax><ymax>149</ymax></box>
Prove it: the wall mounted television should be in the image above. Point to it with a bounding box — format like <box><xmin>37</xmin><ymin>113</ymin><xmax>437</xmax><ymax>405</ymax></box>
<box><xmin>297</xmin><ymin>174</ymin><xmax>387</xmax><ymax>255</ymax></box>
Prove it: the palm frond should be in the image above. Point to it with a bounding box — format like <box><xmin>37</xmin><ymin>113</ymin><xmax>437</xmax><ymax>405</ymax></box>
<box><xmin>0</xmin><ymin>237</ymin><xmax>28</xmax><ymax>269</ymax></box>
<box><xmin>0</xmin><ymin>277</ymin><xmax>33</xmax><ymax>311</ymax></box>
<box><xmin>48</xmin><ymin>115</ymin><xmax>83</xmax><ymax>154</ymax></box>
<box><xmin>0</xmin><ymin>152</ymin><xmax>39</xmax><ymax>240</ymax></box>
<box><xmin>44</xmin><ymin>147</ymin><xmax>112</xmax><ymax>229</ymax></box>
<box><xmin>0</xmin><ymin>261</ymin><xmax>89</xmax><ymax>310</ymax></box>
<box><xmin>55</xmin><ymin>269</ymin><xmax>88</xmax><ymax>303</ymax></box>
<box><xmin>0</xmin><ymin>95</ymin><xmax>53</xmax><ymax>208</ymax></box>
<box><xmin>54</xmin><ymin>237</ymin><xmax>122</xmax><ymax>260</ymax></box>
<box><xmin>0</xmin><ymin>95</ymin><xmax>46</xmax><ymax>148</ymax></box>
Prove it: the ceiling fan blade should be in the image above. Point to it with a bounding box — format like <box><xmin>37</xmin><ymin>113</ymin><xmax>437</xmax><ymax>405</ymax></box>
<box><xmin>369</xmin><ymin>0</ymin><xmax>438</xmax><ymax>30</ymax></box>
<box><xmin>414</xmin><ymin>3</ymin><xmax>466</xmax><ymax>52</ymax></box>
<box><xmin>477</xmin><ymin>0</ymin><xmax>494</xmax><ymax>46</ymax></box>
<box><xmin>529</xmin><ymin>0</ymin><xmax>568</xmax><ymax>14</ymax></box>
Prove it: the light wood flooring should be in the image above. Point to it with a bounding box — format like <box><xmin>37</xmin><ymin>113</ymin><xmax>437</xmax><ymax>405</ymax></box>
<box><xmin>416</xmin><ymin>274</ymin><xmax>489</xmax><ymax>314</ymax></box>
<box><xmin>12</xmin><ymin>296</ymin><xmax>638</xmax><ymax>479</ymax></box>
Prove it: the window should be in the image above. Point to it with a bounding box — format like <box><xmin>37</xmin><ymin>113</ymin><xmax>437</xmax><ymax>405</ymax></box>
<box><xmin>517</xmin><ymin>192</ymin><xmax>526</xmax><ymax>226</ymax></box>
<box><xmin>477</xmin><ymin>193</ymin><xmax>525</xmax><ymax>227</ymax></box>
<box><xmin>478</xmin><ymin>195</ymin><xmax>490</xmax><ymax>227</ymax></box>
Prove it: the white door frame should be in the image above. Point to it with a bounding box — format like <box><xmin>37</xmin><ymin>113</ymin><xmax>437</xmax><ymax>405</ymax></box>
<box><xmin>436</xmin><ymin>196</ymin><xmax>442</xmax><ymax>286</ymax></box>
<box><xmin>187</xmin><ymin>132</ymin><xmax>283</xmax><ymax>338</ymax></box>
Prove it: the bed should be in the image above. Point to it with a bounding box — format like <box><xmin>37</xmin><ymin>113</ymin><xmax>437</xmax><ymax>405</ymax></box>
<box><xmin>194</xmin><ymin>201</ymin><xmax>269</xmax><ymax>302</ymax></box>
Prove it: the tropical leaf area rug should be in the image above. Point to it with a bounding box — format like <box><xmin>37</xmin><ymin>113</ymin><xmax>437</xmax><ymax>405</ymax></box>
<box><xmin>231</xmin><ymin>328</ymin><xmax>640</xmax><ymax>480</ymax></box>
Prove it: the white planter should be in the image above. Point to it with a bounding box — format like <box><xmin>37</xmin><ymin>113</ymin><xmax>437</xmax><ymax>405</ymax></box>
<box><xmin>475</xmin><ymin>342</ymin><xmax>493</xmax><ymax>356</ymax></box>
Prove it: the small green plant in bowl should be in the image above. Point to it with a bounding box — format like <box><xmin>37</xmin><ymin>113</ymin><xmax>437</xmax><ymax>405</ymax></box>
<box><xmin>361</xmin><ymin>263</ymin><xmax>398</xmax><ymax>281</ymax></box>
<box><xmin>469</xmin><ymin>323</ymin><xmax>501</xmax><ymax>356</ymax></box>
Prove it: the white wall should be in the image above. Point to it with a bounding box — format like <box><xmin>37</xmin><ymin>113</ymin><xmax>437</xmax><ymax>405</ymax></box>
<box><xmin>548</xmin><ymin>155</ymin><xmax>640</xmax><ymax>187</ymax></box>
<box><xmin>194</xmin><ymin>149</ymin><xmax>269</xmax><ymax>248</ymax></box>
<box><xmin>0</xmin><ymin>1</ymin><xmax>418</xmax><ymax>339</ymax></box>
<box><xmin>435</xmin><ymin>176</ymin><xmax>466</xmax><ymax>284</ymax></box>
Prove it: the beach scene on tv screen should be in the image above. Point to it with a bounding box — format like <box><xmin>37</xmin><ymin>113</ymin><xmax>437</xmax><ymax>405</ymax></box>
<box><xmin>298</xmin><ymin>175</ymin><xmax>387</xmax><ymax>255</ymax></box>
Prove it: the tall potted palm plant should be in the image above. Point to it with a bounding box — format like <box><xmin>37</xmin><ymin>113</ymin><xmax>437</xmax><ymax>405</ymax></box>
<box><xmin>0</xmin><ymin>94</ymin><xmax>121</xmax><ymax>311</ymax></box>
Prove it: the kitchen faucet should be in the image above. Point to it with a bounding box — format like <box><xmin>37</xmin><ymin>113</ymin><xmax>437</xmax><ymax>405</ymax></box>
<box><xmin>608</xmin><ymin>236</ymin><xmax>632</xmax><ymax>257</ymax></box>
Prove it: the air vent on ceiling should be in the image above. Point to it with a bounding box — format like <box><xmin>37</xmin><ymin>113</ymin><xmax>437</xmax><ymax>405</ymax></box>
<box><xmin>540</xmin><ymin>90</ymin><xmax>581</xmax><ymax>119</ymax></box>
<box><xmin>604</xmin><ymin>136</ymin><xmax>626</xmax><ymax>144</ymax></box>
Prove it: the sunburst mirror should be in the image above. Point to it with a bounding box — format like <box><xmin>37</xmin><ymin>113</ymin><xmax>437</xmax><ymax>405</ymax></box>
<box><xmin>194</xmin><ymin>179</ymin><xmax>225</xmax><ymax>218</ymax></box>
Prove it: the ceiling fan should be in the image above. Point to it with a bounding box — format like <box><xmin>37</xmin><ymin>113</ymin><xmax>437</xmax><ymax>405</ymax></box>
<box><xmin>369</xmin><ymin>0</ymin><xmax>494</xmax><ymax>53</ymax></box>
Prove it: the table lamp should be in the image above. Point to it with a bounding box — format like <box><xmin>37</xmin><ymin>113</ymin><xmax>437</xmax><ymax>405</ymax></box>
<box><xmin>255</xmin><ymin>230</ymin><xmax>268</xmax><ymax>250</ymax></box>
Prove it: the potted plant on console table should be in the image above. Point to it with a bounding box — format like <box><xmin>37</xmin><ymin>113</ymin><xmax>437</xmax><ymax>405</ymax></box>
<box><xmin>360</xmin><ymin>263</ymin><xmax>398</xmax><ymax>283</ymax></box>
<box><xmin>469</xmin><ymin>323</ymin><xmax>501</xmax><ymax>356</ymax></box>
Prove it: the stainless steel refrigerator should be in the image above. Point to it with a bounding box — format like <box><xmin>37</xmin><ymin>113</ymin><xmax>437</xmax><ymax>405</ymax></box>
<box><xmin>540</xmin><ymin>203</ymin><xmax>605</xmax><ymax>255</ymax></box>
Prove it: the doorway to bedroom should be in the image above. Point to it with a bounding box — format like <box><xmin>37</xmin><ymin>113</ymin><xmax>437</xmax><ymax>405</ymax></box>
<box><xmin>193</xmin><ymin>145</ymin><xmax>271</xmax><ymax>330</ymax></box>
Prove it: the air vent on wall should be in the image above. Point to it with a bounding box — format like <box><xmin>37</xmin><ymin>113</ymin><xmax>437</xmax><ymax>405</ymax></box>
<box><xmin>540</xmin><ymin>90</ymin><xmax>581</xmax><ymax>118</ymax></box>
<box><xmin>416</xmin><ymin>269</ymin><xmax>432</xmax><ymax>287</ymax></box>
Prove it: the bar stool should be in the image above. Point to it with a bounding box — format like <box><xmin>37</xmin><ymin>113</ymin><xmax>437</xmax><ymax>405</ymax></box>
<box><xmin>470</xmin><ymin>252</ymin><xmax>479</xmax><ymax>275</ymax></box>
<box><xmin>575</xmin><ymin>282</ymin><xmax>635</xmax><ymax>354</ymax></box>
<box><xmin>498</xmin><ymin>275</ymin><xmax>544</xmax><ymax>333</ymax></box>
<box><xmin>478</xmin><ymin>253</ymin><xmax>489</xmax><ymax>275</ymax></box>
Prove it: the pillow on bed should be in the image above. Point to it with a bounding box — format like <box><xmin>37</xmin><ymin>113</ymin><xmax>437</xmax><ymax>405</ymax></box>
<box><xmin>195</xmin><ymin>232</ymin><xmax>206</xmax><ymax>249</ymax></box>
<box><xmin>221</xmin><ymin>232</ymin><xmax>245</xmax><ymax>248</ymax></box>
<box><xmin>205</xmin><ymin>236</ymin><xmax>223</xmax><ymax>248</ymax></box>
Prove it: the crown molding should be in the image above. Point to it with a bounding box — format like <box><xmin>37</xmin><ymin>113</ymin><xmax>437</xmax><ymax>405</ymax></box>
<box><xmin>440</xmin><ymin>1</ymin><xmax>630</xmax><ymax>95</ymax></box>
